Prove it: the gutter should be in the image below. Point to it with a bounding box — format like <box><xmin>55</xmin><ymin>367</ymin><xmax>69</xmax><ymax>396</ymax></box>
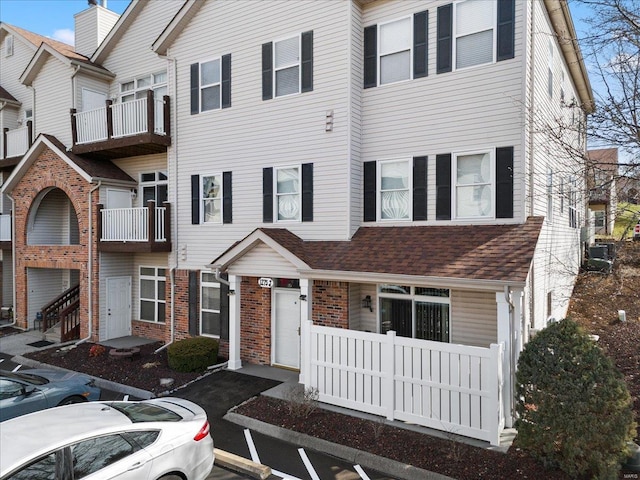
<box><xmin>76</xmin><ymin>180</ymin><xmax>102</xmax><ymax>345</ymax></box>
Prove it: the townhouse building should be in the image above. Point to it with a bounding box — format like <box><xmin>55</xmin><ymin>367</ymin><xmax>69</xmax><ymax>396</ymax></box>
<box><xmin>0</xmin><ymin>0</ymin><xmax>592</xmax><ymax>444</ymax></box>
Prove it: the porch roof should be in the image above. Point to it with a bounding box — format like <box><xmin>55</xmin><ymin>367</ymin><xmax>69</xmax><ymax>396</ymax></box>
<box><xmin>213</xmin><ymin>217</ymin><xmax>544</xmax><ymax>286</ymax></box>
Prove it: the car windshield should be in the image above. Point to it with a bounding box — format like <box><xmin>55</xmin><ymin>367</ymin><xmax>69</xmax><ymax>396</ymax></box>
<box><xmin>1</xmin><ymin>371</ymin><xmax>48</xmax><ymax>385</ymax></box>
<box><xmin>107</xmin><ymin>402</ymin><xmax>182</xmax><ymax>423</ymax></box>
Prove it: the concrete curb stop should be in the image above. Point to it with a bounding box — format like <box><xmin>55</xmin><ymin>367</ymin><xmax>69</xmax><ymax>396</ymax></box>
<box><xmin>214</xmin><ymin>448</ymin><xmax>271</xmax><ymax>479</ymax></box>
<box><xmin>224</xmin><ymin>411</ymin><xmax>455</xmax><ymax>480</ymax></box>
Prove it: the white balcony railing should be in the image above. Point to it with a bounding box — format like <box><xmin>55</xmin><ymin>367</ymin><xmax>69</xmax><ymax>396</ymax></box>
<box><xmin>101</xmin><ymin>206</ymin><xmax>167</xmax><ymax>242</ymax></box>
<box><xmin>73</xmin><ymin>95</ymin><xmax>166</xmax><ymax>145</ymax></box>
<box><xmin>0</xmin><ymin>215</ymin><xmax>11</xmax><ymax>241</ymax></box>
<box><xmin>5</xmin><ymin>127</ymin><xmax>29</xmax><ymax>158</ymax></box>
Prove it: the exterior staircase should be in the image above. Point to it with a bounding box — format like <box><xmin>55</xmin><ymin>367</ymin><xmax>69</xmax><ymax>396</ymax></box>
<box><xmin>40</xmin><ymin>285</ymin><xmax>81</xmax><ymax>343</ymax></box>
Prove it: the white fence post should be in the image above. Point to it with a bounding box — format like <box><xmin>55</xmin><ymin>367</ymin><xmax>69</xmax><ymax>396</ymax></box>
<box><xmin>488</xmin><ymin>342</ymin><xmax>504</xmax><ymax>446</ymax></box>
<box><xmin>381</xmin><ymin>330</ymin><xmax>396</xmax><ymax>420</ymax></box>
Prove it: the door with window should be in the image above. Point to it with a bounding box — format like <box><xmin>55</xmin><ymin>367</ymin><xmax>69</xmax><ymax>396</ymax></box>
<box><xmin>272</xmin><ymin>288</ymin><xmax>301</xmax><ymax>369</ymax></box>
<box><xmin>106</xmin><ymin>277</ymin><xmax>131</xmax><ymax>340</ymax></box>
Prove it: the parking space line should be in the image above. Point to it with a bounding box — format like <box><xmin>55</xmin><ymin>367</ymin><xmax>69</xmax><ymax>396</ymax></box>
<box><xmin>298</xmin><ymin>448</ymin><xmax>320</xmax><ymax>480</ymax></box>
<box><xmin>12</xmin><ymin>364</ymin><xmax>21</xmax><ymax>372</ymax></box>
<box><xmin>123</xmin><ymin>394</ymin><xmax>129</xmax><ymax>401</ymax></box>
<box><xmin>354</xmin><ymin>465</ymin><xmax>371</xmax><ymax>480</ymax></box>
<box><xmin>243</xmin><ymin>429</ymin><xmax>261</xmax><ymax>464</ymax></box>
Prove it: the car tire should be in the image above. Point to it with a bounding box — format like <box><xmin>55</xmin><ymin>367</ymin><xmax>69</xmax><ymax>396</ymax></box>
<box><xmin>157</xmin><ymin>475</ymin><xmax>182</xmax><ymax>480</ymax></box>
<box><xmin>57</xmin><ymin>395</ymin><xmax>87</xmax><ymax>406</ymax></box>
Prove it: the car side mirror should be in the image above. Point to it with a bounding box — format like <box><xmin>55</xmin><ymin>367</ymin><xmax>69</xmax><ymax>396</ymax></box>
<box><xmin>21</xmin><ymin>386</ymin><xmax>36</xmax><ymax>397</ymax></box>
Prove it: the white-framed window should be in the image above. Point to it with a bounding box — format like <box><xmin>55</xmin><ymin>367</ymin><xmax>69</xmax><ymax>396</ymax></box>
<box><xmin>547</xmin><ymin>169</ymin><xmax>554</xmax><ymax>222</ymax></box>
<box><xmin>559</xmin><ymin>176</ymin><xmax>565</xmax><ymax>214</ymax></box>
<box><xmin>274</xmin><ymin>34</ymin><xmax>301</xmax><ymax>97</ymax></box>
<box><xmin>140</xmin><ymin>171</ymin><xmax>167</xmax><ymax>206</ymax></box>
<box><xmin>379</xmin><ymin>159</ymin><xmax>411</xmax><ymax>220</ymax></box>
<box><xmin>547</xmin><ymin>39</ymin><xmax>554</xmax><ymax>98</ymax></box>
<box><xmin>454</xmin><ymin>150</ymin><xmax>494</xmax><ymax>218</ymax></box>
<box><xmin>201</xmin><ymin>272</ymin><xmax>222</xmax><ymax>337</ymax></box>
<box><xmin>120</xmin><ymin>71</ymin><xmax>167</xmax><ymax>102</ymax></box>
<box><xmin>201</xmin><ymin>174</ymin><xmax>223</xmax><ymax>223</ymax></box>
<box><xmin>139</xmin><ymin>267</ymin><xmax>166</xmax><ymax>323</ymax></box>
<box><xmin>568</xmin><ymin>176</ymin><xmax>578</xmax><ymax>228</ymax></box>
<box><xmin>4</xmin><ymin>34</ymin><xmax>13</xmax><ymax>57</ymax></box>
<box><xmin>560</xmin><ymin>69</ymin><xmax>566</xmax><ymax>104</ymax></box>
<box><xmin>378</xmin><ymin>16</ymin><xmax>412</xmax><ymax>85</ymax></box>
<box><xmin>454</xmin><ymin>0</ymin><xmax>496</xmax><ymax>70</ymax></box>
<box><xmin>594</xmin><ymin>210</ymin><xmax>606</xmax><ymax>229</ymax></box>
<box><xmin>379</xmin><ymin>285</ymin><xmax>451</xmax><ymax>342</ymax></box>
<box><xmin>199</xmin><ymin>58</ymin><xmax>222</xmax><ymax>112</ymax></box>
<box><xmin>275</xmin><ymin>166</ymin><xmax>301</xmax><ymax>221</ymax></box>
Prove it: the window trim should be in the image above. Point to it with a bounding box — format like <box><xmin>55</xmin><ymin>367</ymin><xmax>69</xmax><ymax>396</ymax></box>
<box><xmin>548</xmin><ymin>39</ymin><xmax>554</xmax><ymax>98</ymax></box>
<box><xmin>200</xmin><ymin>173</ymin><xmax>224</xmax><ymax>224</ymax></box>
<box><xmin>139</xmin><ymin>266</ymin><xmax>166</xmax><ymax>323</ymax></box>
<box><xmin>378</xmin><ymin>285</ymin><xmax>451</xmax><ymax>342</ymax></box>
<box><xmin>200</xmin><ymin>271</ymin><xmax>222</xmax><ymax>338</ymax></box>
<box><xmin>452</xmin><ymin>0</ymin><xmax>497</xmax><ymax>71</ymax></box>
<box><xmin>120</xmin><ymin>71</ymin><xmax>167</xmax><ymax>102</ymax></box>
<box><xmin>197</xmin><ymin>57</ymin><xmax>223</xmax><ymax>113</ymax></box>
<box><xmin>5</xmin><ymin>34</ymin><xmax>13</xmax><ymax>57</ymax></box>
<box><xmin>139</xmin><ymin>171</ymin><xmax>167</xmax><ymax>207</ymax></box>
<box><xmin>377</xmin><ymin>15</ymin><xmax>414</xmax><ymax>86</ymax></box>
<box><xmin>274</xmin><ymin>164</ymin><xmax>302</xmax><ymax>222</ymax></box>
<box><xmin>273</xmin><ymin>33</ymin><xmax>302</xmax><ymax>98</ymax></box>
<box><xmin>452</xmin><ymin>148</ymin><xmax>496</xmax><ymax>220</ymax></box>
<box><xmin>546</xmin><ymin>168</ymin><xmax>554</xmax><ymax>222</ymax></box>
<box><xmin>377</xmin><ymin>158</ymin><xmax>413</xmax><ymax>221</ymax></box>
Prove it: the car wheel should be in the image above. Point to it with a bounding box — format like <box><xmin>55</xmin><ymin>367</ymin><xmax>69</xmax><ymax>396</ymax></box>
<box><xmin>57</xmin><ymin>395</ymin><xmax>87</xmax><ymax>406</ymax></box>
<box><xmin>157</xmin><ymin>475</ymin><xmax>182</xmax><ymax>480</ymax></box>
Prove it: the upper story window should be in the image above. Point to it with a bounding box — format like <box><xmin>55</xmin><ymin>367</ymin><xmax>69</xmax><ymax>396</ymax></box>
<box><xmin>547</xmin><ymin>39</ymin><xmax>554</xmax><ymax>98</ymax></box>
<box><xmin>546</xmin><ymin>169</ymin><xmax>554</xmax><ymax>222</ymax></box>
<box><xmin>454</xmin><ymin>150</ymin><xmax>494</xmax><ymax>218</ymax></box>
<box><xmin>262</xmin><ymin>31</ymin><xmax>313</xmax><ymax>100</ymax></box>
<box><xmin>437</xmin><ymin>0</ymin><xmax>514</xmax><ymax>74</ymax></box>
<box><xmin>120</xmin><ymin>72</ymin><xmax>166</xmax><ymax>102</ymax></box>
<box><xmin>140</xmin><ymin>171</ymin><xmax>167</xmax><ymax>206</ymax></box>
<box><xmin>190</xmin><ymin>55</ymin><xmax>231</xmax><ymax>114</ymax></box>
<box><xmin>379</xmin><ymin>159</ymin><xmax>411</xmax><ymax>220</ymax></box>
<box><xmin>568</xmin><ymin>176</ymin><xmax>578</xmax><ymax>228</ymax></box>
<box><xmin>4</xmin><ymin>35</ymin><xmax>13</xmax><ymax>57</ymax></box>
<box><xmin>364</xmin><ymin>11</ymin><xmax>428</xmax><ymax>88</ymax></box>
<box><xmin>191</xmin><ymin>172</ymin><xmax>232</xmax><ymax>225</ymax></box>
<box><xmin>263</xmin><ymin>164</ymin><xmax>313</xmax><ymax>223</ymax></box>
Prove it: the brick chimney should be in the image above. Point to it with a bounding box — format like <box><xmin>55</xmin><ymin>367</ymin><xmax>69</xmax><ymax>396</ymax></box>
<box><xmin>74</xmin><ymin>0</ymin><xmax>120</xmax><ymax>58</ymax></box>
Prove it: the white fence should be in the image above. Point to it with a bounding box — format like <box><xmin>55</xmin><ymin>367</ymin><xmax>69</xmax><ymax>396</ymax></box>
<box><xmin>74</xmin><ymin>97</ymin><xmax>166</xmax><ymax>145</ymax></box>
<box><xmin>0</xmin><ymin>215</ymin><xmax>11</xmax><ymax>241</ymax></box>
<box><xmin>5</xmin><ymin>126</ymin><xmax>29</xmax><ymax>158</ymax></box>
<box><xmin>101</xmin><ymin>207</ymin><xmax>166</xmax><ymax>242</ymax></box>
<box><xmin>301</xmin><ymin>321</ymin><xmax>504</xmax><ymax>445</ymax></box>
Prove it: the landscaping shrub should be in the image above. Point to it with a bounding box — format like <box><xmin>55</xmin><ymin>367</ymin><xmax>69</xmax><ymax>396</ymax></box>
<box><xmin>167</xmin><ymin>337</ymin><xmax>218</xmax><ymax>373</ymax></box>
<box><xmin>515</xmin><ymin>318</ymin><xmax>636</xmax><ymax>479</ymax></box>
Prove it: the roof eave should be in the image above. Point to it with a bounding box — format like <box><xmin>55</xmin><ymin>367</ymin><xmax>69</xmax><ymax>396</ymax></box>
<box><xmin>152</xmin><ymin>0</ymin><xmax>203</xmax><ymax>55</ymax></box>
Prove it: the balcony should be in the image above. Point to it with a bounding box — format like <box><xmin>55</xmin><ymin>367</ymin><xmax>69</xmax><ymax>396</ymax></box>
<box><xmin>70</xmin><ymin>90</ymin><xmax>170</xmax><ymax>160</ymax></box>
<box><xmin>97</xmin><ymin>201</ymin><xmax>171</xmax><ymax>253</ymax></box>
<box><xmin>0</xmin><ymin>214</ymin><xmax>11</xmax><ymax>248</ymax></box>
<box><xmin>1</xmin><ymin>122</ymin><xmax>32</xmax><ymax>167</ymax></box>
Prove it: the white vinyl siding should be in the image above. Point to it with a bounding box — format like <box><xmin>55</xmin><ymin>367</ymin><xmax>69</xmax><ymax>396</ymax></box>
<box><xmin>26</xmin><ymin>268</ymin><xmax>65</xmax><ymax>329</ymax></box>
<box><xmin>74</xmin><ymin>73</ymin><xmax>109</xmax><ymax>112</ymax></box>
<box><xmin>2</xmin><ymin>249</ymin><xmax>13</xmax><ymax>307</ymax></box>
<box><xmin>450</xmin><ymin>290</ymin><xmax>497</xmax><ymax>347</ymax></box>
<box><xmin>31</xmin><ymin>57</ymin><xmax>73</xmax><ymax>146</ymax></box>
<box><xmin>27</xmin><ymin>189</ymin><xmax>77</xmax><ymax>246</ymax></box>
<box><xmin>227</xmin><ymin>243</ymin><xmax>299</xmax><ymax>278</ymax></box>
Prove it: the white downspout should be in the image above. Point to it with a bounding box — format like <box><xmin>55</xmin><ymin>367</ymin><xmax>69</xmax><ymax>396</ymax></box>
<box><xmin>77</xmin><ymin>180</ymin><xmax>102</xmax><ymax>344</ymax></box>
<box><xmin>527</xmin><ymin>1</ymin><xmax>537</xmax><ymax>332</ymax></box>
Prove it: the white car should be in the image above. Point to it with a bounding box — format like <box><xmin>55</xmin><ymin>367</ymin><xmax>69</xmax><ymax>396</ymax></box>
<box><xmin>0</xmin><ymin>397</ymin><xmax>214</xmax><ymax>480</ymax></box>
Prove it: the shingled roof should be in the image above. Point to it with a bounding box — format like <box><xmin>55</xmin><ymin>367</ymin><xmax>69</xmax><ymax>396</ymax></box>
<box><xmin>6</xmin><ymin>23</ymin><xmax>89</xmax><ymax>62</ymax></box>
<box><xmin>216</xmin><ymin>218</ymin><xmax>544</xmax><ymax>285</ymax></box>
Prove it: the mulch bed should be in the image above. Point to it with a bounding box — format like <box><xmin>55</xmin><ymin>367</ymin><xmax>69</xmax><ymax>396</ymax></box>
<box><xmin>0</xmin><ymin>326</ymin><xmax>22</xmax><ymax>338</ymax></box>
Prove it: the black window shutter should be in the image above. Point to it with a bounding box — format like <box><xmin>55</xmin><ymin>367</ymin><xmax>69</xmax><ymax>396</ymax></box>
<box><xmin>413</xmin><ymin>11</ymin><xmax>428</xmax><ymax>78</ymax></box>
<box><xmin>413</xmin><ymin>156</ymin><xmax>428</xmax><ymax>221</ymax></box>
<box><xmin>363</xmin><ymin>161</ymin><xmax>377</xmax><ymax>222</ymax></box>
<box><xmin>363</xmin><ymin>25</ymin><xmax>377</xmax><ymax>88</ymax></box>
<box><xmin>301</xmin><ymin>31</ymin><xmax>314</xmax><ymax>93</ymax></box>
<box><xmin>497</xmin><ymin>0</ymin><xmax>515</xmax><ymax>61</ymax></box>
<box><xmin>302</xmin><ymin>163</ymin><xmax>313</xmax><ymax>222</ymax></box>
<box><xmin>223</xmin><ymin>171</ymin><xmax>232</xmax><ymax>224</ymax></box>
<box><xmin>496</xmin><ymin>147</ymin><xmax>514</xmax><ymax>218</ymax></box>
<box><xmin>436</xmin><ymin>154</ymin><xmax>452</xmax><ymax>220</ymax></box>
<box><xmin>262</xmin><ymin>42</ymin><xmax>273</xmax><ymax>101</ymax></box>
<box><xmin>221</xmin><ymin>54</ymin><xmax>231</xmax><ymax>108</ymax></box>
<box><xmin>220</xmin><ymin>276</ymin><xmax>229</xmax><ymax>341</ymax></box>
<box><xmin>437</xmin><ymin>4</ymin><xmax>453</xmax><ymax>74</ymax></box>
<box><xmin>190</xmin><ymin>63</ymin><xmax>199</xmax><ymax>114</ymax></box>
<box><xmin>191</xmin><ymin>174</ymin><xmax>200</xmax><ymax>225</ymax></box>
<box><xmin>263</xmin><ymin>167</ymin><xmax>273</xmax><ymax>223</ymax></box>
<box><xmin>188</xmin><ymin>271</ymin><xmax>198</xmax><ymax>336</ymax></box>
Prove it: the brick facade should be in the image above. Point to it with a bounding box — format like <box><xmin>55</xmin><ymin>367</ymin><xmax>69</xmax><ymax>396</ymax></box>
<box><xmin>312</xmin><ymin>280</ymin><xmax>349</xmax><ymax>328</ymax></box>
<box><xmin>240</xmin><ymin>276</ymin><xmax>272</xmax><ymax>365</ymax></box>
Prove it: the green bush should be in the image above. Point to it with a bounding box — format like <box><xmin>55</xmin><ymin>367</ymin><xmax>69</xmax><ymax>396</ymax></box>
<box><xmin>515</xmin><ymin>319</ymin><xmax>635</xmax><ymax>479</ymax></box>
<box><xmin>167</xmin><ymin>337</ymin><xmax>218</xmax><ymax>373</ymax></box>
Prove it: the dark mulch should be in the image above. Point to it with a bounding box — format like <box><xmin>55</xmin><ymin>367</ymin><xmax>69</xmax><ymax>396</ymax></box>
<box><xmin>24</xmin><ymin>342</ymin><xmax>203</xmax><ymax>395</ymax></box>
<box><xmin>0</xmin><ymin>326</ymin><xmax>22</xmax><ymax>338</ymax></box>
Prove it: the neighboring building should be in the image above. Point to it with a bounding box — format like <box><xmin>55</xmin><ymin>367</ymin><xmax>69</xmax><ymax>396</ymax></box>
<box><xmin>618</xmin><ymin>174</ymin><xmax>640</xmax><ymax>205</ymax></box>
<box><xmin>0</xmin><ymin>0</ymin><xmax>592</xmax><ymax>444</ymax></box>
<box><xmin>587</xmin><ymin>148</ymin><xmax>618</xmax><ymax>236</ymax></box>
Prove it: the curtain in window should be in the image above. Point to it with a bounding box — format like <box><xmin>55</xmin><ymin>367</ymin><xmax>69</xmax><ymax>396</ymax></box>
<box><xmin>277</xmin><ymin>168</ymin><xmax>300</xmax><ymax>220</ymax></box>
<box><xmin>456</xmin><ymin>0</ymin><xmax>493</xmax><ymax>69</ymax></box>
<box><xmin>202</xmin><ymin>175</ymin><xmax>221</xmax><ymax>223</ymax></box>
<box><xmin>380</xmin><ymin>17</ymin><xmax>411</xmax><ymax>84</ymax></box>
<box><xmin>456</xmin><ymin>153</ymin><xmax>492</xmax><ymax>217</ymax></box>
<box><xmin>381</xmin><ymin>161</ymin><xmax>410</xmax><ymax>219</ymax></box>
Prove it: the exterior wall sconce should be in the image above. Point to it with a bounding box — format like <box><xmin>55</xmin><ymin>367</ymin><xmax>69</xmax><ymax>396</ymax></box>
<box><xmin>299</xmin><ymin>294</ymin><xmax>307</xmax><ymax>301</ymax></box>
<box><xmin>361</xmin><ymin>295</ymin><xmax>372</xmax><ymax>312</ymax></box>
<box><xmin>228</xmin><ymin>289</ymin><xmax>235</xmax><ymax>295</ymax></box>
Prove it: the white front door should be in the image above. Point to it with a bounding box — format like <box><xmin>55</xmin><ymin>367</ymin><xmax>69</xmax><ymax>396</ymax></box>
<box><xmin>106</xmin><ymin>189</ymin><xmax>132</xmax><ymax>209</ymax></box>
<box><xmin>272</xmin><ymin>289</ymin><xmax>301</xmax><ymax>369</ymax></box>
<box><xmin>81</xmin><ymin>88</ymin><xmax>107</xmax><ymax>112</ymax></box>
<box><xmin>106</xmin><ymin>276</ymin><xmax>131</xmax><ymax>339</ymax></box>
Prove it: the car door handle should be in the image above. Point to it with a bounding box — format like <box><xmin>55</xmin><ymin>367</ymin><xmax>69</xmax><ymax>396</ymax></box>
<box><xmin>127</xmin><ymin>461</ymin><xmax>147</xmax><ymax>471</ymax></box>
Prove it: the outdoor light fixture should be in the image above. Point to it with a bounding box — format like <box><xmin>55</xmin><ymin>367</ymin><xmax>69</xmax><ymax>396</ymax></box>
<box><xmin>299</xmin><ymin>294</ymin><xmax>307</xmax><ymax>301</ymax></box>
<box><xmin>361</xmin><ymin>295</ymin><xmax>372</xmax><ymax>312</ymax></box>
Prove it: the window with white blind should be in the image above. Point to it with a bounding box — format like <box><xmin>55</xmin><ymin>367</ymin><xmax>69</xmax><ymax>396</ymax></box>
<box><xmin>379</xmin><ymin>17</ymin><xmax>412</xmax><ymax>84</ymax></box>
<box><xmin>274</xmin><ymin>36</ymin><xmax>301</xmax><ymax>97</ymax></box>
<box><xmin>454</xmin><ymin>0</ymin><xmax>495</xmax><ymax>69</ymax></box>
<box><xmin>379</xmin><ymin>159</ymin><xmax>411</xmax><ymax>220</ymax></box>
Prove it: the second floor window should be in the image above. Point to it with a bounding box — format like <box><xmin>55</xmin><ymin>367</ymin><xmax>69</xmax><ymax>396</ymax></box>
<box><xmin>276</xmin><ymin>166</ymin><xmax>301</xmax><ymax>221</ymax></box>
<box><xmin>379</xmin><ymin>18</ymin><xmax>412</xmax><ymax>84</ymax></box>
<box><xmin>190</xmin><ymin>55</ymin><xmax>231</xmax><ymax>114</ymax></box>
<box><xmin>4</xmin><ymin>34</ymin><xmax>13</xmax><ymax>57</ymax></box>
<box><xmin>380</xmin><ymin>160</ymin><xmax>411</xmax><ymax>220</ymax></box>
<box><xmin>140</xmin><ymin>171</ymin><xmax>167</xmax><ymax>206</ymax></box>
<box><xmin>263</xmin><ymin>164</ymin><xmax>313</xmax><ymax>223</ymax></box>
<box><xmin>191</xmin><ymin>172</ymin><xmax>232</xmax><ymax>225</ymax></box>
<box><xmin>454</xmin><ymin>151</ymin><xmax>493</xmax><ymax>218</ymax></box>
<box><xmin>120</xmin><ymin>72</ymin><xmax>166</xmax><ymax>102</ymax></box>
<box><xmin>202</xmin><ymin>174</ymin><xmax>222</xmax><ymax>223</ymax></box>
<box><xmin>262</xmin><ymin>32</ymin><xmax>313</xmax><ymax>100</ymax></box>
<box><xmin>455</xmin><ymin>0</ymin><xmax>494</xmax><ymax>69</ymax></box>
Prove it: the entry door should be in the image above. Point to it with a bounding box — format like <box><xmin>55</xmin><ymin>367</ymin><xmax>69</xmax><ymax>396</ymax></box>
<box><xmin>81</xmin><ymin>88</ymin><xmax>107</xmax><ymax>111</ymax></box>
<box><xmin>106</xmin><ymin>189</ymin><xmax>132</xmax><ymax>209</ymax></box>
<box><xmin>106</xmin><ymin>277</ymin><xmax>131</xmax><ymax>340</ymax></box>
<box><xmin>273</xmin><ymin>289</ymin><xmax>301</xmax><ymax>369</ymax></box>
